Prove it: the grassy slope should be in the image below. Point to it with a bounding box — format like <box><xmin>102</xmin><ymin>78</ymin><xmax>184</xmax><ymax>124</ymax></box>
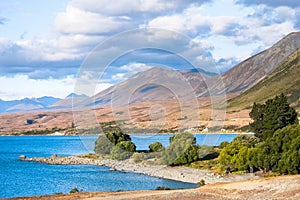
<box><xmin>229</xmin><ymin>47</ymin><xmax>300</xmax><ymax>111</ymax></box>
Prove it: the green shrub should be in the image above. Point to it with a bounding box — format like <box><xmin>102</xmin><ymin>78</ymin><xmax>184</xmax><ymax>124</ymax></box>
<box><xmin>116</xmin><ymin>141</ymin><xmax>136</xmax><ymax>152</ymax></box>
<box><xmin>94</xmin><ymin>129</ymin><xmax>132</xmax><ymax>155</ymax></box>
<box><xmin>218</xmin><ymin>141</ymin><xmax>249</xmax><ymax>172</ymax></box>
<box><xmin>233</xmin><ymin>135</ymin><xmax>260</xmax><ymax>147</ymax></box>
<box><xmin>149</xmin><ymin>141</ymin><xmax>164</xmax><ymax>152</ymax></box>
<box><xmin>131</xmin><ymin>152</ymin><xmax>147</xmax><ymax>163</ymax></box>
<box><xmin>105</xmin><ymin>129</ymin><xmax>131</xmax><ymax>145</ymax></box>
<box><xmin>161</xmin><ymin>132</ymin><xmax>199</xmax><ymax>166</ymax></box>
<box><xmin>218</xmin><ymin>125</ymin><xmax>300</xmax><ymax>175</ymax></box>
<box><xmin>197</xmin><ymin>179</ymin><xmax>205</xmax><ymax>186</ymax></box>
<box><xmin>110</xmin><ymin>141</ymin><xmax>136</xmax><ymax>160</ymax></box>
<box><xmin>110</xmin><ymin>146</ymin><xmax>132</xmax><ymax>160</ymax></box>
<box><xmin>69</xmin><ymin>188</ymin><xmax>82</xmax><ymax>193</ymax></box>
<box><xmin>94</xmin><ymin>135</ymin><xmax>114</xmax><ymax>155</ymax></box>
<box><xmin>219</xmin><ymin>141</ymin><xmax>229</xmax><ymax>149</ymax></box>
<box><xmin>79</xmin><ymin>153</ymin><xmax>98</xmax><ymax>159</ymax></box>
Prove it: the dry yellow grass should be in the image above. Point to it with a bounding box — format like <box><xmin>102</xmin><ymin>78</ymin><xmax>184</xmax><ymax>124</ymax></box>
<box><xmin>0</xmin><ymin>97</ymin><xmax>253</xmax><ymax>135</ymax></box>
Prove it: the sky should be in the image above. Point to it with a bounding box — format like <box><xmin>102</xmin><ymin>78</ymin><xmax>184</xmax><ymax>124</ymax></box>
<box><xmin>0</xmin><ymin>0</ymin><xmax>300</xmax><ymax>100</ymax></box>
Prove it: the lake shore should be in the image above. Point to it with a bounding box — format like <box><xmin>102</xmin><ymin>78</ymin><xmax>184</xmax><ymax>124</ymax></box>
<box><xmin>21</xmin><ymin>154</ymin><xmax>258</xmax><ymax>184</ymax></box>
<box><xmin>9</xmin><ymin>174</ymin><xmax>300</xmax><ymax>200</ymax></box>
<box><xmin>0</xmin><ymin>131</ymin><xmax>254</xmax><ymax>136</ymax></box>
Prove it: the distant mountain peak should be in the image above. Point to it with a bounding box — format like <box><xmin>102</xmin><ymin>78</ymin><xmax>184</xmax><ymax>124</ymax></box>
<box><xmin>0</xmin><ymin>96</ymin><xmax>62</xmax><ymax>113</ymax></box>
<box><xmin>66</xmin><ymin>93</ymin><xmax>89</xmax><ymax>99</ymax></box>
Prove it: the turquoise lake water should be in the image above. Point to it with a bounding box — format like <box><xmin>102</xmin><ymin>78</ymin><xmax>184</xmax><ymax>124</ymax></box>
<box><xmin>0</xmin><ymin>134</ymin><xmax>237</xmax><ymax>198</ymax></box>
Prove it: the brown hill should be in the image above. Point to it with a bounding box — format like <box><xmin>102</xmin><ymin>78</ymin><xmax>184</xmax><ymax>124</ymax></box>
<box><xmin>229</xmin><ymin>46</ymin><xmax>300</xmax><ymax>111</ymax></box>
<box><xmin>208</xmin><ymin>32</ymin><xmax>300</xmax><ymax>96</ymax></box>
<box><xmin>83</xmin><ymin>32</ymin><xmax>300</xmax><ymax>108</ymax></box>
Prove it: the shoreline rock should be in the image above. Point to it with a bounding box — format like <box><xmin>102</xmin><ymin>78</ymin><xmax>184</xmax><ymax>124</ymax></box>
<box><xmin>18</xmin><ymin>155</ymin><xmax>26</xmax><ymax>160</ymax></box>
<box><xmin>23</xmin><ymin>155</ymin><xmax>259</xmax><ymax>184</ymax></box>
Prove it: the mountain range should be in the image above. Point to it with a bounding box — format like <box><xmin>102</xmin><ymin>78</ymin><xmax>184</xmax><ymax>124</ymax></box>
<box><xmin>0</xmin><ymin>96</ymin><xmax>62</xmax><ymax>113</ymax></box>
<box><xmin>0</xmin><ymin>93</ymin><xmax>92</xmax><ymax>113</ymax></box>
<box><xmin>1</xmin><ymin>32</ymin><xmax>300</xmax><ymax>115</ymax></box>
<box><xmin>229</xmin><ymin>45</ymin><xmax>300</xmax><ymax>110</ymax></box>
<box><xmin>82</xmin><ymin>31</ymin><xmax>300</xmax><ymax>109</ymax></box>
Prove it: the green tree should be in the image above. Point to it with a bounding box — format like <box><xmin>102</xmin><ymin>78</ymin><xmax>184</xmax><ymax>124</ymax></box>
<box><xmin>161</xmin><ymin>132</ymin><xmax>198</xmax><ymax>166</ymax></box>
<box><xmin>149</xmin><ymin>141</ymin><xmax>164</xmax><ymax>152</ymax></box>
<box><xmin>94</xmin><ymin>134</ymin><xmax>114</xmax><ymax>154</ymax></box>
<box><xmin>94</xmin><ymin>129</ymin><xmax>132</xmax><ymax>155</ymax></box>
<box><xmin>264</xmin><ymin>125</ymin><xmax>300</xmax><ymax>174</ymax></box>
<box><xmin>219</xmin><ymin>141</ymin><xmax>229</xmax><ymax>149</ymax></box>
<box><xmin>116</xmin><ymin>140</ymin><xmax>136</xmax><ymax>152</ymax></box>
<box><xmin>110</xmin><ymin>141</ymin><xmax>136</xmax><ymax>160</ymax></box>
<box><xmin>249</xmin><ymin>93</ymin><xmax>298</xmax><ymax>140</ymax></box>
<box><xmin>233</xmin><ymin>135</ymin><xmax>260</xmax><ymax>147</ymax></box>
<box><xmin>218</xmin><ymin>141</ymin><xmax>248</xmax><ymax>172</ymax></box>
<box><xmin>105</xmin><ymin>129</ymin><xmax>131</xmax><ymax>145</ymax></box>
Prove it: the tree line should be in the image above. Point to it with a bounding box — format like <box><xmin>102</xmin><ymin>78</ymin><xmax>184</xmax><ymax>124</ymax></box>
<box><xmin>94</xmin><ymin>93</ymin><xmax>300</xmax><ymax>174</ymax></box>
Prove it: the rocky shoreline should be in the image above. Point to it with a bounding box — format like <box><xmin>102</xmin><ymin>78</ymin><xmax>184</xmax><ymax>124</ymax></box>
<box><xmin>20</xmin><ymin>154</ymin><xmax>258</xmax><ymax>184</ymax></box>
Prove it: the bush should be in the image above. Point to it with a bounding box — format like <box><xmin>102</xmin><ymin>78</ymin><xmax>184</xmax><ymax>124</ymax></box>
<box><xmin>198</xmin><ymin>145</ymin><xmax>214</xmax><ymax>160</ymax></box>
<box><xmin>169</xmin><ymin>132</ymin><xmax>196</xmax><ymax>145</ymax></box>
<box><xmin>105</xmin><ymin>129</ymin><xmax>131</xmax><ymax>145</ymax></box>
<box><xmin>233</xmin><ymin>135</ymin><xmax>260</xmax><ymax>147</ymax></box>
<box><xmin>110</xmin><ymin>146</ymin><xmax>131</xmax><ymax>160</ymax></box>
<box><xmin>94</xmin><ymin>135</ymin><xmax>114</xmax><ymax>155</ymax></box>
<box><xmin>94</xmin><ymin>129</ymin><xmax>132</xmax><ymax>155</ymax></box>
<box><xmin>218</xmin><ymin>141</ymin><xmax>250</xmax><ymax>172</ymax></box>
<box><xmin>110</xmin><ymin>141</ymin><xmax>136</xmax><ymax>160</ymax></box>
<box><xmin>69</xmin><ymin>188</ymin><xmax>82</xmax><ymax>193</ymax></box>
<box><xmin>197</xmin><ymin>179</ymin><xmax>205</xmax><ymax>186</ymax></box>
<box><xmin>117</xmin><ymin>141</ymin><xmax>136</xmax><ymax>152</ymax></box>
<box><xmin>219</xmin><ymin>141</ymin><xmax>229</xmax><ymax>149</ymax></box>
<box><xmin>149</xmin><ymin>141</ymin><xmax>164</xmax><ymax>152</ymax></box>
<box><xmin>218</xmin><ymin>125</ymin><xmax>300</xmax><ymax>175</ymax></box>
<box><xmin>131</xmin><ymin>152</ymin><xmax>147</xmax><ymax>163</ymax></box>
<box><xmin>161</xmin><ymin>132</ymin><xmax>199</xmax><ymax>166</ymax></box>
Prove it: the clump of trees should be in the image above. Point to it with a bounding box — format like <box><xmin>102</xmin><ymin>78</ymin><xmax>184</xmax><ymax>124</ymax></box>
<box><xmin>110</xmin><ymin>140</ymin><xmax>136</xmax><ymax>160</ymax></box>
<box><xmin>94</xmin><ymin>129</ymin><xmax>136</xmax><ymax>160</ymax></box>
<box><xmin>249</xmin><ymin>93</ymin><xmax>298</xmax><ymax>140</ymax></box>
<box><xmin>94</xmin><ymin>130</ymin><xmax>206</xmax><ymax>165</ymax></box>
<box><xmin>219</xmin><ymin>94</ymin><xmax>300</xmax><ymax>174</ymax></box>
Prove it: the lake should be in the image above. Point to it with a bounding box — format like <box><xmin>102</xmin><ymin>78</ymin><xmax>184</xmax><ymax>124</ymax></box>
<box><xmin>0</xmin><ymin>134</ymin><xmax>238</xmax><ymax>198</ymax></box>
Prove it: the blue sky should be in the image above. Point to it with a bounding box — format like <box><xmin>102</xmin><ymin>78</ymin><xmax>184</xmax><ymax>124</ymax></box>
<box><xmin>0</xmin><ymin>0</ymin><xmax>300</xmax><ymax>100</ymax></box>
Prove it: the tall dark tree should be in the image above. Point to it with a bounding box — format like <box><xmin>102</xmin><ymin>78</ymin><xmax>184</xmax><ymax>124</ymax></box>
<box><xmin>249</xmin><ymin>93</ymin><xmax>298</xmax><ymax>140</ymax></box>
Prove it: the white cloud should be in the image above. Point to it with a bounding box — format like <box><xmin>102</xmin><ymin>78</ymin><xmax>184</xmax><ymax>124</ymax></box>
<box><xmin>119</xmin><ymin>63</ymin><xmax>153</xmax><ymax>73</ymax></box>
<box><xmin>0</xmin><ymin>74</ymin><xmax>113</xmax><ymax>100</ymax></box>
<box><xmin>1</xmin><ymin>0</ymin><xmax>300</xmax><ymax>101</ymax></box>
<box><xmin>0</xmin><ymin>75</ymin><xmax>76</xmax><ymax>100</ymax></box>
<box><xmin>71</xmin><ymin>0</ymin><xmax>201</xmax><ymax>16</ymax></box>
<box><xmin>112</xmin><ymin>73</ymin><xmax>126</xmax><ymax>81</ymax></box>
<box><xmin>148</xmin><ymin>1</ymin><xmax>298</xmax><ymax>60</ymax></box>
<box><xmin>147</xmin><ymin>15</ymin><xmax>187</xmax><ymax>32</ymax></box>
<box><xmin>111</xmin><ymin>63</ymin><xmax>153</xmax><ymax>81</ymax></box>
<box><xmin>54</xmin><ymin>5</ymin><xmax>128</xmax><ymax>35</ymax></box>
